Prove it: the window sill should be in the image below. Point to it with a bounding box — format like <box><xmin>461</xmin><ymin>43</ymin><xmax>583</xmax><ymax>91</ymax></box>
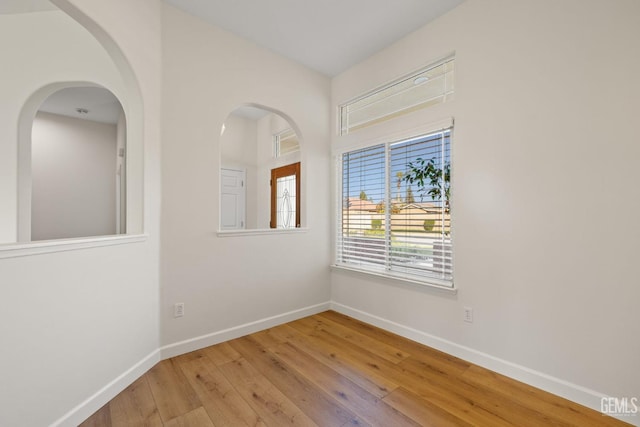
<box><xmin>217</xmin><ymin>228</ymin><xmax>308</xmax><ymax>237</ymax></box>
<box><xmin>331</xmin><ymin>264</ymin><xmax>457</xmax><ymax>295</ymax></box>
<box><xmin>0</xmin><ymin>234</ymin><xmax>148</xmax><ymax>259</ymax></box>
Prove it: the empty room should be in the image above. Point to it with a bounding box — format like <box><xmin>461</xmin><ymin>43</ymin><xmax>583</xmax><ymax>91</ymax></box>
<box><xmin>0</xmin><ymin>0</ymin><xmax>638</xmax><ymax>426</ymax></box>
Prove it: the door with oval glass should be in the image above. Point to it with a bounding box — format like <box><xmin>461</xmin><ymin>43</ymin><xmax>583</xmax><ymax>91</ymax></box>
<box><xmin>270</xmin><ymin>162</ymin><xmax>300</xmax><ymax>228</ymax></box>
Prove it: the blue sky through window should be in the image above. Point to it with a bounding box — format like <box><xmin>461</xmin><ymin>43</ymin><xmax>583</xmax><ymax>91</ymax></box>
<box><xmin>342</xmin><ymin>130</ymin><xmax>450</xmax><ymax>207</ymax></box>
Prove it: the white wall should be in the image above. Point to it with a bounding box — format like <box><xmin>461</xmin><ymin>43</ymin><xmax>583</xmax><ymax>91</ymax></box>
<box><xmin>331</xmin><ymin>0</ymin><xmax>640</xmax><ymax>416</ymax></box>
<box><xmin>3</xmin><ymin>1</ymin><xmax>636</xmax><ymax>425</ymax></box>
<box><xmin>0</xmin><ymin>0</ymin><xmax>162</xmax><ymax>426</ymax></box>
<box><xmin>31</xmin><ymin>112</ymin><xmax>117</xmax><ymax>240</ymax></box>
<box><xmin>161</xmin><ymin>4</ymin><xmax>331</xmax><ymax>350</ymax></box>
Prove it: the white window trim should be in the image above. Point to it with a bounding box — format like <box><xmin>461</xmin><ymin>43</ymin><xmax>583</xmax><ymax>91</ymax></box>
<box><xmin>333</xmin><ymin>118</ymin><xmax>455</xmax><ymax>290</ymax></box>
<box><xmin>331</xmin><ymin>264</ymin><xmax>457</xmax><ymax>294</ymax></box>
<box><xmin>333</xmin><ymin>117</ymin><xmax>454</xmax><ymax>157</ymax></box>
<box><xmin>0</xmin><ymin>234</ymin><xmax>147</xmax><ymax>259</ymax></box>
<box><xmin>217</xmin><ymin>228</ymin><xmax>308</xmax><ymax>237</ymax></box>
<box><xmin>338</xmin><ymin>54</ymin><xmax>455</xmax><ymax>136</ymax></box>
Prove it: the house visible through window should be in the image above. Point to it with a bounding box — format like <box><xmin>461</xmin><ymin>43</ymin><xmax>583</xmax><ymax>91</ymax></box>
<box><xmin>336</xmin><ymin>129</ymin><xmax>452</xmax><ymax>286</ymax></box>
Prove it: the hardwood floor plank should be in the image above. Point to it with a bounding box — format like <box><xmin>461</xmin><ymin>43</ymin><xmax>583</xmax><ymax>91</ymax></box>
<box><xmin>146</xmin><ymin>359</ymin><xmax>202</xmax><ymax>423</ymax></box>
<box><xmin>178</xmin><ymin>356</ymin><xmax>267</xmax><ymax>427</ymax></box>
<box><xmin>461</xmin><ymin>365</ymin><xmax>627</xmax><ymax>427</ymax></box>
<box><xmin>79</xmin><ymin>311</ymin><xmax>632</xmax><ymax>427</ymax></box>
<box><xmin>318</xmin><ymin>311</ymin><xmax>471</xmax><ymax>375</ymax></box>
<box><xmin>284</xmin><ymin>324</ymin><xmax>398</xmax><ymax>397</ymax></box>
<box><xmin>251</xmin><ymin>327</ymin><xmax>290</xmax><ymax>349</ymax></box>
<box><xmin>318</xmin><ymin>312</ymin><xmax>632</xmax><ymax>426</ymax></box>
<box><xmin>217</xmin><ymin>357</ymin><xmax>319</xmax><ymax>427</ymax></box>
<box><xmin>201</xmin><ymin>341</ymin><xmax>242</xmax><ymax>366</ymax></box>
<box><xmin>273</xmin><ymin>341</ymin><xmax>420</xmax><ymax>427</ymax></box>
<box><xmin>268</xmin><ymin>323</ymin><xmax>397</xmax><ymax>398</ymax></box>
<box><xmin>78</xmin><ymin>403</ymin><xmax>111</xmax><ymax>427</ymax></box>
<box><xmin>106</xmin><ymin>376</ymin><xmax>163</xmax><ymax>427</ymax></box>
<box><xmin>398</xmin><ymin>355</ymin><xmax>581</xmax><ymax>426</ymax></box>
<box><xmin>164</xmin><ymin>407</ymin><xmax>215</xmax><ymax>427</ymax></box>
<box><xmin>382</xmin><ymin>387</ymin><xmax>474</xmax><ymax>427</ymax></box>
<box><xmin>229</xmin><ymin>335</ymin><xmax>368</xmax><ymax>427</ymax></box>
<box><xmin>171</xmin><ymin>349</ymin><xmax>211</xmax><ymax>365</ymax></box>
<box><xmin>294</xmin><ymin>315</ymin><xmax>410</xmax><ymax>364</ymax></box>
<box><xmin>389</xmin><ymin>355</ymin><xmax>526</xmax><ymax>426</ymax></box>
<box><xmin>295</xmin><ymin>316</ymin><xmax>532</xmax><ymax>426</ymax></box>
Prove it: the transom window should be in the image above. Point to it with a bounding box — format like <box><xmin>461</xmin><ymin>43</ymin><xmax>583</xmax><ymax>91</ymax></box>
<box><xmin>339</xmin><ymin>56</ymin><xmax>454</xmax><ymax>135</ymax></box>
<box><xmin>273</xmin><ymin>128</ymin><xmax>299</xmax><ymax>158</ymax></box>
<box><xmin>336</xmin><ymin>128</ymin><xmax>452</xmax><ymax>287</ymax></box>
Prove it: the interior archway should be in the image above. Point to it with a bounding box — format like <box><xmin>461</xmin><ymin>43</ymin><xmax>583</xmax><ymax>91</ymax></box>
<box><xmin>220</xmin><ymin>104</ymin><xmax>303</xmax><ymax>230</ymax></box>
<box><xmin>20</xmin><ymin>84</ymin><xmax>127</xmax><ymax>241</ymax></box>
<box><xmin>1</xmin><ymin>1</ymin><xmax>146</xmax><ymax>243</ymax></box>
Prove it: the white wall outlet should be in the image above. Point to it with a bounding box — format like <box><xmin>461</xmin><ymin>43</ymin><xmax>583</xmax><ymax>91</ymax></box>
<box><xmin>174</xmin><ymin>303</ymin><xmax>184</xmax><ymax>318</ymax></box>
<box><xmin>463</xmin><ymin>306</ymin><xmax>473</xmax><ymax>323</ymax></box>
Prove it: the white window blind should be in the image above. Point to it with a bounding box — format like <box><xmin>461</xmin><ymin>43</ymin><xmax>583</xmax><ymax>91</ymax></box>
<box><xmin>274</xmin><ymin>128</ymin><xmax>300</xmax><ymax>158</ymax></box>
<box><xmin>337</xmin><ymin>129</ymin><xmax>452</xmax><ymax>287</ymax></box>
<box><xmin>340</xmin><ymin>57</ymin><xmax>454</xmax><ymax>135</ymax></box>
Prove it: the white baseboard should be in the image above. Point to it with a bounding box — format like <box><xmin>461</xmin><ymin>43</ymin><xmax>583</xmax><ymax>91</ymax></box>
<box><xmin>329</xmin><ymin>302</ymin><xmax>637</xmax><ymax>426</ymax></box>
<box><xmin>48</xmin><ymin>301</ymin><xmax>636</xmax><ymax>426</ymax></box>
<box><xmin>48</xmin><ymin>302</ymin><xmax>330</xmax><ymax>427</ymax></box>
<box><xmin>160</xmin><ymin>301</ymin><xmax>331</xmax><ymax>359</ymax></box>
<box><xmin>49</xmin><ymin>349</ymin><xmax>161</xmax><ymax>427</ymax></box>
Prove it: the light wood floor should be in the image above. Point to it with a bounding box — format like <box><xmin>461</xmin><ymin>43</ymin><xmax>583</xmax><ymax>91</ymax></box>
<box><xmin>81</xmin><ymin>311</ymin><xmax>630</xmax><ymax>426</ymax></box>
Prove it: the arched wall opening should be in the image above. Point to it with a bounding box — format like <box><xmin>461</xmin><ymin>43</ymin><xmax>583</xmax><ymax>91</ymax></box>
<box><xmin>220</xmin><ymin>103</ymin><xmax>306</xmax><ymax>231</ymax></box>
<box><xmin>0</xmin><ymin>0</ymin><xmax>145</xmax><ymax>244</ymax></box>
<box><xmin>18</xmin><ymin>83</ymin><xmax>127</xmax><ymax>241</ymax></box>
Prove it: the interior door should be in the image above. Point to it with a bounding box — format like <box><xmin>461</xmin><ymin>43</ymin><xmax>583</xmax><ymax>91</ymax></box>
<box><xmin>220</xmin><ymin>168</ymin><xmax>246</xmax><ymax>230</ymax></box>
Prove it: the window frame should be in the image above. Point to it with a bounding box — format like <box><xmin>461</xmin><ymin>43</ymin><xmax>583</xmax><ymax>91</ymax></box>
<box><xmin>273</xmin><ymin>128</ymin><xmax>300</xmax><ymax>158</ymax></box>
<box><xmin>339</xmin><ymin>55</ymin><xmax>454</xmax><ymax>136</ymax></box>
<box><xmin>334</xmin><ymin>121</ymin><xmax>454</xmax><ymax>289</ymax></box>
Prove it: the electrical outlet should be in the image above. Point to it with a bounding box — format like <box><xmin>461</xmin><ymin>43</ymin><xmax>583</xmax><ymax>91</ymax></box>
<box><xmin>174</xmin><ymin>303</ymin><xmax>184</xmax><ymax>318</ymax></box>
<box><xmin>463</xmin><ymin>306</ymin><xmax>473</xmax><ymax>323</ymax></box>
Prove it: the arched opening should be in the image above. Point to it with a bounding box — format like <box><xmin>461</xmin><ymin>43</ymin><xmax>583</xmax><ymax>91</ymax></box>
<box><xmin>23</xmin><ymin>85</ymin><xmax>127</xmax><ymax>241</ymax></box>
<box><xmin>220</xmin><ymin>104</ymin><xmax>303</xmax><ymax>230</ymax></box>
<box><xmin>0</xmin><ymin>0</ymin><xmax>145</xmax><ymax>244</ymax></box>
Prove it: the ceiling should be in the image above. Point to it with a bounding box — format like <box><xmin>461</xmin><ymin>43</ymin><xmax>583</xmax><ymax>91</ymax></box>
<box><xmin>3</xmin><ymin>1</ymin><xmax>465</xmax><ymax>76</ymax></box>
<box><xmin>164</xmin><ymin>0</ymin><xmax>465</xmax><ymax>76</ymax></box>
<box><xmin>39</xmin><ymin>87</ymin><xmax>123</xmax><ymax>125</ymax></box>
<box><xmin>11</xmin><ymin>0</ymin><xmax>464</xmax><ymax>118</ymax></box>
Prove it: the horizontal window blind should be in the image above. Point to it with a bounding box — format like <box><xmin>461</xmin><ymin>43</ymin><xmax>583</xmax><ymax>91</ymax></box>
<box><xmin>274</xmin><ymin>128</ymin><xmax>299</xmax><ymax>157</ymax></box>
<box><xmin>339</xmin><ymin>144</ymin><xmax>387</xmax><ymax>268</ymax></box>
<box><xmin>337</xmin><ymin>129</ymin><xmax>452</xmax><ymax>286</ymax></box>
<box><xmin>340</xmin><ymin>57</ymin><xmax>454</xmax><ymax>135</ymax></box>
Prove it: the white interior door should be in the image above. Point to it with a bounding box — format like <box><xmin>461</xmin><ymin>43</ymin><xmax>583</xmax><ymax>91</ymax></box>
<box><xmin>220</xmin><ymin>168</ymin><xmax>246</xmax><ymax>230</ymax></box>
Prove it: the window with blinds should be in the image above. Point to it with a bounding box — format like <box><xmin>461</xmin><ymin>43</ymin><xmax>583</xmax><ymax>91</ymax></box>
<box><xmin>339</xmin><ymin>57</ymin><xmax>454</xmax><ymax>135</ymax></box>
<box><xmin>274</xmin><ymin>128</ymin><xmax>300</xmax><ymax>158</ymax></box>
<box><xmin>337</xmin><ymin>128</ymin><xmax>452</xmax><ymax>287</ymax></box>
